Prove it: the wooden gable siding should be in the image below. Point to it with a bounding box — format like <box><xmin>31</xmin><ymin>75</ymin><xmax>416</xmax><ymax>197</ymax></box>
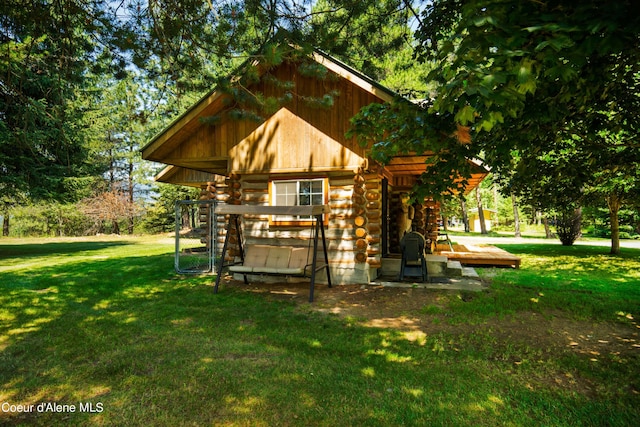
<box><xmin>229</xmin><ymin>107</ymin><xmax>365</xmax><ymax>173</ymax></box>
<box><xmin>143</xmin><ymin>92</ymin><xmax>230</xmax><ymax>161</ymax></box>
<box><xmin>151</xmin><ymin>61</ymin><xmax>383</xmax><ymax>175</ymax></box>
<box><xmin>159</xmin><ymin>109</ymin><xmax>255</xmax><ymax>174</ymax></box>
<box><xmin>226</xmin><ymin>61</ymin><xmax>380</xmax><ymax>173</ymax></box>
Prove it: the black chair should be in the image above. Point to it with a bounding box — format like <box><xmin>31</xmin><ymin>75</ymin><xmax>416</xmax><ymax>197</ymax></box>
<box><xmin>399</xmin><ymin>231</ymin><xmax>428</xmax><ymax>282</ymax></box>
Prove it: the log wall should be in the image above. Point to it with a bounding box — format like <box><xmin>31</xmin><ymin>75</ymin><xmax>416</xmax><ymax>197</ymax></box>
<box><xmin>196</xmin><ymin>171</ymin><xmax>444</xmax><ymax>282</ymax></box>
<box><xmin>363</xmin><ymin>171</ymin><xmax>382</xmax><ymax>269</ymax></box>
<box><xmin>201</xmin><ymin>171</ymin><xmax>382</xmax><ymax>283</ymax></box>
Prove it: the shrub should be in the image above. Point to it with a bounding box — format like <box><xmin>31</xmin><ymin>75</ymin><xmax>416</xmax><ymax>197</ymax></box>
<box><xmin>556</xmin><ymin>207</ymin><xmax>582</xmax><ymax>246</ymax></box>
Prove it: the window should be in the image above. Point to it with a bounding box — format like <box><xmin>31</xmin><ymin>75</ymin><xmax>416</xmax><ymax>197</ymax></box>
<box><xmin>270</xmin><ymin>178</ymin><xmax>328</xmax><ymax>225</ymax></box>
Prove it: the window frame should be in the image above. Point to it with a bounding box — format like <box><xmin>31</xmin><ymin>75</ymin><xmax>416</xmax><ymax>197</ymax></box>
<box><xmin>269</xmin><ymin>177</ymin><xmax>329</xmax><ymax>226</ymax></box>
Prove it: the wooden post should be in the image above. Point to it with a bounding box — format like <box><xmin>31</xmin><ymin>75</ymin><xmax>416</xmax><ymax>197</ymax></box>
<box><xmin>309</xmin><ymin>212</ymin><xmax>332</xmax><ymax>302</ymax></box>
<box><xmin>214</xmin><ymin>214</ymin><xmax>245</xmax><ymax>294</ymax></box>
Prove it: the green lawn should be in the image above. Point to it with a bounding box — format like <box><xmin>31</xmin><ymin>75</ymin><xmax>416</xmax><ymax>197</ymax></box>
<box><xmin>459</xmin><ymin>242</ymin><xmax>640</xmax><ymax>323</ymax></box>
<box><xmin>0</xmin><ymin>235</ymin><xmax>638</xmax><ymax>426</ymax></box>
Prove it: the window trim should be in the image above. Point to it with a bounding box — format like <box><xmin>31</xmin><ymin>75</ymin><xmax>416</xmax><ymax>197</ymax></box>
<box><xmin>268</xmin><ymin>177</ymin><xmax>329</xmax><ymax>226</ymax></box>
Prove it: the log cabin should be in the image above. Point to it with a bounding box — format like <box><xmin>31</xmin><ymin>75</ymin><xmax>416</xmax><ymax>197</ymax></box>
<box><xmin>141</xmin><ymin>47</ymin><xmax>488</xmax><ymax>284</ymax></box>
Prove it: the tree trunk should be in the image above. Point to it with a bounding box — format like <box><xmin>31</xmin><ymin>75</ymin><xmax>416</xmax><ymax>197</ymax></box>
<box><xmin>493</xmin><ymin>185</ymin><xmax>499</xmax><ymax>227</ymax></box>
<box><xmin>543</xmin><ymin>216</ymin><xmax>554</xmax><ymax>239</ymax></box>
<box><xmin>2</xmin><ymin>212</ymin><xmax>9</xmax><ymax>237</ymax></box>
<box><xmin>475</xmin><ymin>186</ymin><xmax>487</xmax><ymax>234</ymax></box>
<box><xmin>442</xmin><ymin>215</ymin><xmax>449</xmax><ymax>232</ymax></box>
<box><xmin>460</xmin><ymin>198</ymin><xmax>469</xmax><ymax>232</ymax></box>
<box><xmin>511</xmin><ymin>193</ymin><xmax>521</xmax><ymax>238</ymax></box>
<box><xmin>127</xmin><ymin>154</ymin><xmax>135</xmax><ymax>235</ymax></box>
<box><xmin>607</xmin><ymin>194</ymin><xmax>622</xmax><ymax>255</ymax></box>
<box><xmin>108</xmin><ymin>144</ymin><xmax>115</xmax><ymax>188</ymax></box>
<box><xmin>58</xmin><ymin>208</ymin><xmax>64</xmax><ymax>237</ymax></box>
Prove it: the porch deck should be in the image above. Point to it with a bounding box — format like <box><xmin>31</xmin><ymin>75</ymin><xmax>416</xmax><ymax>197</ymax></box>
<box><xmin>436</xmin><ymin>243</ymin><xmax>521</xmax><ymax>269</ymax></box>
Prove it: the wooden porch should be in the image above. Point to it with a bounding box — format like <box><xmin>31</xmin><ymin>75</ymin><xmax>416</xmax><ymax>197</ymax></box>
<box><xmin>436</xmin><ymin>243</ymin><xmax>521</xmax><ymax>269</ymax></box>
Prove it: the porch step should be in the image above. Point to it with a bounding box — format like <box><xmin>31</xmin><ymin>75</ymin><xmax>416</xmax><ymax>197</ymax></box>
<box><xmin>446</xmin><ymin>261</ymin><xmax>463</xmax><ymax>277</ymax></box>
<box><xmin>462</xmin><ymin>266</ymin><xmax>480</xmax><ymax>279</ymax></box>
<box><xmin>379</xmin><ymin>256</ymin><xmax>479</xmax><ymax>281</ymax></box>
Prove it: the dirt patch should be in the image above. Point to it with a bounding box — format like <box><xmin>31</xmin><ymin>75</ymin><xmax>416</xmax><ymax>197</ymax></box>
<box><xmin>220</xmin><ymin>279</ymin><xmax>640</xmax><ymax>363</ymax></box>
<box><xmin>221</xmin><ymin>278</ymin><xmax>640</xmax><ymax>396</ymax></box>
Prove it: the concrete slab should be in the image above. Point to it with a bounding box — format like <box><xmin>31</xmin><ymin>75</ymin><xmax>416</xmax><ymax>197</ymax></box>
<box><xmin>371</xmin><ymin>277</ymin><xmax>485</xmax><ymax>292</ymax></box>
<box><xmin>371</xmin><ymin>264</ymin><xmax>485</xmax><ymax>292</ymax></box>
<box><xmin>425</xmin><ymin>254</ymin><xmax>448</xmax><ymax>276</ymax></box>
<box><xmin>379</xmin><ymin>258</ymin><xmax>401</xmax><ymax>276</ymax></box>
<box><xmin>446</xmin><ymin>260</ymin><xmax>463</xmax><ymax>276</ymax></box>
<box><xmin>462</xmin><ymin>266</ymin><xmax>480</xmax><ymax>279</ymax></box>
<box><xmin>464</xmin><ymin>268</ymin><xmax>478</xmax><ymax>279</ymax></box>
<box><xmin>425</xmin><ymin>254</ymin><xmax>448</xmax><ymax>262</ymax></box>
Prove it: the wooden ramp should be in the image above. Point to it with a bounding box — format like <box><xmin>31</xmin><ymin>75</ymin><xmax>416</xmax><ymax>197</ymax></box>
<box><xmin>437</xmin><ymin>244</ymin><xmax>521</xmax><ymax>269</ymax></box>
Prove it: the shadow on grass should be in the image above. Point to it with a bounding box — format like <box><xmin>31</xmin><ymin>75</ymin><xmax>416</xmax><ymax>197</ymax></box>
<box><xmin>0</xmin><ymin>241</ymin><xmax>134</xmax><ymax>260</ymax></box>
<box><xmin>1</xmin><ymin>242</ymin><xmax>639</xmax><ymax>426</ymax></box>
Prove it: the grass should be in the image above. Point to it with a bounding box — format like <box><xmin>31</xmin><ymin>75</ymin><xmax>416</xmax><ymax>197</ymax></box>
<box><xmin>0</xmin><ymin>235</ymin><xmax>639</xmax><ymax>426</ymax></box>
<box><xmin>483</xmin><ymin>243</ymin><xmax>640</xmax><ymax>321</ymax></box>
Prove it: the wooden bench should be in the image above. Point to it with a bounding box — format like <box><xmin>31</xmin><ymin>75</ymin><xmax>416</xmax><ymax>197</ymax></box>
<box><xmin>228</xmin><ymin>245</ymin><xmax>312</xmax><ymax>276</ymax></box>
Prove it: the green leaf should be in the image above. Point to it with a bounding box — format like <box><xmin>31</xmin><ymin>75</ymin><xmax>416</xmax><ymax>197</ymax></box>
<box><xmin>473</xmin><ymin>15</ymin><xmax>497</xmax><ymax>27</ymax></box>
<box><xmin>455</xmin><ymin>105</ymin><xmax>476</xmax><ymax>125</ymax></box>
<box><xmin>478</xmin><ymin>111</ymin><xmax>505</xmax><ymax>132</ymax></box>
<box><xmin>479</xmin><ymin>119</ymin><xmax>494</xmax><ymax>132</ymax></box>
<box><xmin>535</xmin><ymin>35</ymin><xmax>575</xmax><ymax>52</ymax></box>
<box><xmin>516</xmin><ymin>59</ymin><xmax>534</xmax><ymax>84</ymax></box>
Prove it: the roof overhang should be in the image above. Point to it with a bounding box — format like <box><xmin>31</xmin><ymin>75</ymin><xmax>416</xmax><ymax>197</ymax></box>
<box><xmin>157</xmin><ymin>156</ymin><xmax>229</xmax><ymax>176</ymax></box>
<box><xmin>311</xmin><ymin>50</ymin><xmax>396</xmax><ymax>104</ymax></box>
<box><xmin>382</xmin><ymin>155</ymin><xmax>489</xmax><ymax>195</ymax></box>
<box><xmin>155</xmin><ymin>165</ymin><xmax>223</xmax><ymax>187</ymax></box>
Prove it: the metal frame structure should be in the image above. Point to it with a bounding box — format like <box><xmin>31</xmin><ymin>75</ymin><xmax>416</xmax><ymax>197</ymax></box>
<box><xmin>175</xmin><ymin>200</ymin><xmax>217</xmax><ymax>274</ymax></box>
<box><xmin>213</xmin><ymin>205</ymin><xmax>332</xmax><ymax>302</ymax></box>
